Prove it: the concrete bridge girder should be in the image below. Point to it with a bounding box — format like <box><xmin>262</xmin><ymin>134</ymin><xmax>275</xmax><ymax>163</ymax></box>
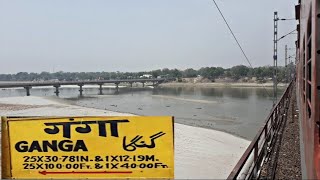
<box><xmin>0</xmin><ymin>78</ymin><xmax>171</xmax><ymax>97</ymax></box>
<box><xmin>0</xmin><ymin>78</ymin><xmax>172</xmax><ymax>89</ymax></box>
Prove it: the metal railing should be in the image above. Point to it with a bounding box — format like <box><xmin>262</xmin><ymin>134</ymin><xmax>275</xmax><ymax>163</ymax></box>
<box><xmin>227</xmin><ymin>81</ymin><xmax>294</xmax><ymax>179</ymax></box>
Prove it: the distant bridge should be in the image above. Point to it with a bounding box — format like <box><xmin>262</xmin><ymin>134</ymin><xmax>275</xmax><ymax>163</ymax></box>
<box><xmin>0</xmin><ymin>78</ymin><xmax>173</xmax><ymax>96</ymax></box>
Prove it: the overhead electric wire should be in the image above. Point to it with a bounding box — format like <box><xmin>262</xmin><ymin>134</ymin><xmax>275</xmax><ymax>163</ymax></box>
<box><xmin>211</xmin><ymin>0</ymin><xmax>272</xmax><ymax>97</ymax></box>
<box><xmin>211</xmin><ymin>0</ymin><xmax>253</xmax><ymax>68</ymax></box>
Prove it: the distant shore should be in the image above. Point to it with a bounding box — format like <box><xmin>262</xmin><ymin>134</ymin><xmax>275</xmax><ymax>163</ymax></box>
<box><xmin>160</xmin><ymin>82</ymin><xmax>288</xmax><ymax>88</ymax></box>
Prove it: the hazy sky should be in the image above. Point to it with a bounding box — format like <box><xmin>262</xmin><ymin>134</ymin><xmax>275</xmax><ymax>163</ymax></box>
<box><xmin>0</xmin><ymin>0</ymin><xmax>297</xmax><ymax>74</ymax></box>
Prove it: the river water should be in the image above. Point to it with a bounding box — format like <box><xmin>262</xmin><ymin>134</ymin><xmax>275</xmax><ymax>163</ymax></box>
<box><xmin>0</xmin><ymin>85</ymin><xmax>285</xmax><ymax>140</ymax></box>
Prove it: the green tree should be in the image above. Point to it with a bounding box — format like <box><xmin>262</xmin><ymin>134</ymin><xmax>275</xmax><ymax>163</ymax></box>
<box><xmin>230</xmin><ymin>65</ymin><xmax>249</xmax><ymax>79</ymax></box>
<box><xmin>151</xmin><ymin>69</ymin><xmax>161</xmax><ymax>78</ymax></box>
<box><xmin>183</xmin><ymin>68</ymin><xmax>198</xmax><ymax>78</ymax></box>
<box><xmin>171</xmin><ymin>69</ymin><xmax>182</xmax><ymax>78</ymax></box>
<box><xmin>39</xmin><ymin>72</ymin><xmax>52</xmax><ymax>80</ymax></box>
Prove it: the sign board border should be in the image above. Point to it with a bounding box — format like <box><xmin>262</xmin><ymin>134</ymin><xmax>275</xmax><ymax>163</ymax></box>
<box><xmin>2</xmin><ymin>116</ymin><xmax>12</xmax><ymax>179</ymax></box>
<box><xmin>1</xmin><ymin>116</ymin><xmax>175</xmax><ymax>179</ymax></box>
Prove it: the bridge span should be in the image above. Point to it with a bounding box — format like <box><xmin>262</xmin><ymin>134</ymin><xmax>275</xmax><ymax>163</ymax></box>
<box><xmin>0</xmin><ymin>78</ymin><xmax>171</xmax><ymax>96</ymax></box>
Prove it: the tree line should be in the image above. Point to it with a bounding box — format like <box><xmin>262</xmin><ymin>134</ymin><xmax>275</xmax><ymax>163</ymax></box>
<box><xmin>0</xmin><ymin>64</ymin><xmax>294</xmax><ymax>83</ymax></box>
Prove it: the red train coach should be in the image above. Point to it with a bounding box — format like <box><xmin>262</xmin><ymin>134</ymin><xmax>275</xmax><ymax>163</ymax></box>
<box><xmin>295</xmin><ymin>0</ymin><xmax>320</xmax><ymax>179</ymax></box>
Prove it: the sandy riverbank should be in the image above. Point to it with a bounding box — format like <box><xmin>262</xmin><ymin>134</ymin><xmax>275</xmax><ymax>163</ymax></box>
<box><xmin>0</xmin><ymin>96</ymin><xmax>249</xmax><ymax>179</ymax></box>
<box><xmin>160</xmin><ymin>82</ymin><xmax>288</xmax><ymax>88</ymax></box>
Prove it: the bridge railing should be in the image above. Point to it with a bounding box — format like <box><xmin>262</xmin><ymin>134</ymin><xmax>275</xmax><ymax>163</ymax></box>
<box><xmin>227</xmin><ymin>81</ymin><xmax>294</xmax><ymax>179</ymax></box>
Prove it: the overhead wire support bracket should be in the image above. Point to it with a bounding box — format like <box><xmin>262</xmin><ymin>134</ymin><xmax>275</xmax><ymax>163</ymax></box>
<box><xmin>277</xmin><ymin>29</ymin><xmax>297</xmax><ymax>41</ymax></box>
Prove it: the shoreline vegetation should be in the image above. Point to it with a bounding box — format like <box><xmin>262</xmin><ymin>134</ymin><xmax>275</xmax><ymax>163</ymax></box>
<box><xmin>0</xmin><ymin>65</ymin><xmax>294</xmax><ymax>84</ymax></box>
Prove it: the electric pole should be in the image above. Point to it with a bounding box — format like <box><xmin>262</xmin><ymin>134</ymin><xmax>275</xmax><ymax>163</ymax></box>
<box><xmin>273</xmin><ymin>11</ymin><xmax>279</xmax><ymax>105</ymax></box>
<box><xmin>285</xmin><ymin>45</ymin><xmax>288</xmax><ymax>83</ymax></box>
<box><xmin>289</xmin><ymin>55</ymin><xmax>294</xmax><ymax>82</ymax></box>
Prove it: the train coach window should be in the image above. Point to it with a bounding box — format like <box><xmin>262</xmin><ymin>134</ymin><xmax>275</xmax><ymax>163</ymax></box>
<box><xmin>306</xmin><ymin>14</ymin><xmax>312</xmax><ymax>118</ymax></box>
<box><xmin>317</xmin><ymin>5</ymin><xmax>320</xmax><ymax>144</ymax></box>
<box><xmin>303</xmin><ymin>36</ymin><xmax>306</xmax><ymax>103</ymax></box>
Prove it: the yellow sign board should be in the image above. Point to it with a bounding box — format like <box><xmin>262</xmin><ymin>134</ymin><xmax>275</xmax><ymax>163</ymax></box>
<box><xmin>1</xmin><ymin>116</ymin><xmax>174</xmax><ymax>179</ymax></box>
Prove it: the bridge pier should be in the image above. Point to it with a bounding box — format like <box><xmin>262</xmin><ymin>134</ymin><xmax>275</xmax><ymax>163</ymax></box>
<box><xmin>78</xmin><ymin>84</ymin><xmax>84</xmax><ymax>96</ymax></box>
<box><xmin>24</xmin><ymin>86</ymin><xmax>32</xmax><ymax>96</ymax></box>
<box><xmin>98</xmin><ymin>84</ymin><xmax>103</xmax><ymax>95</ymax></box>
<box><xmin>115</xmin><ymin>83</ymin><xmax>119</xmax><ymax>92</ymax></box>
<box><xmin>153</xmin><ymin>81</ymin><xmax>159</xmax><ymax>87</ymax></box>
<box><xmin>54</xmin><ymin>85</ymin><xmax>60</xmax><ymax>96</ymax></box>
